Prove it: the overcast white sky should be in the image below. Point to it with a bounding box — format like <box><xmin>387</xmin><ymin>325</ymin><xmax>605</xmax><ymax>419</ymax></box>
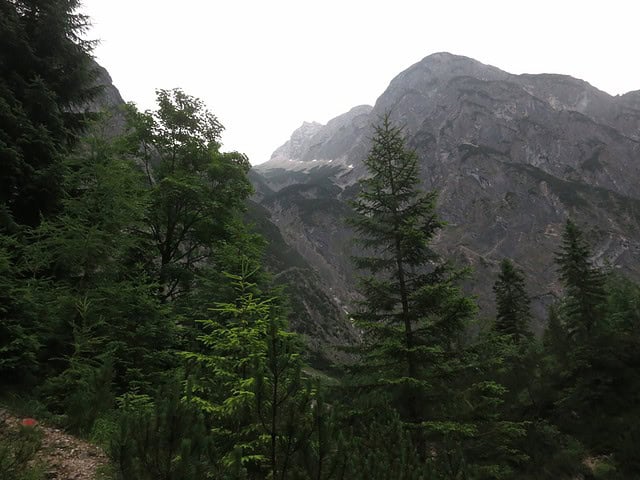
<box><xmin>81</xmin><ymin>0</ymin><xmax>640</xmax><ymax>165</ymax></box>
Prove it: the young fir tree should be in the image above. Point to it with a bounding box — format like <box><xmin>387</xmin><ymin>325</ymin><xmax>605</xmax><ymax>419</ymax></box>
<box><xmin>348</xmin><ymin>114</ymin><xmax>476</xmax><ymax>459</ymax></box>
<box><xmin>254</xmin><ymin>312</ymin><xmax>313</xmax><ymax>480</ymax></box>
<box><xmin>184</xmin><ymin>261</ymin><xmax>315</xmax><ymax>478</ymax></box>
<box><xmin>493</xmin><ymin>258</ymin><xmax>532</xmax><ymax>344</ymax></box>
<box><xmin>183</xmin><ymin>262</ymin><xmax>269</xmax><ymax>475</ymax></box>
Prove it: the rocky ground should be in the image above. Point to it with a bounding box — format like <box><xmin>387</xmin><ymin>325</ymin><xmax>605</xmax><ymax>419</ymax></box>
<box><xmin>0</xmin><ymin>408</ymin><xmax>108</xmax><ymax>480</ymax></box>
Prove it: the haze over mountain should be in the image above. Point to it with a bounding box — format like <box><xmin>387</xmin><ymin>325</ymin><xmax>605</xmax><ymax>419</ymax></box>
<box><xmin>252</xmin><ymin>52</ymin><xmax>640</xmax><ymax>337</ymax></box>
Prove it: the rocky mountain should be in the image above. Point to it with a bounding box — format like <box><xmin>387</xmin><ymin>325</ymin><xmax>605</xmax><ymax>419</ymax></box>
<box><xmin>81</xmin><ymin>59</ymin><xmax>127</xmax><ymax>136</ymax></box>
<box><xmin>253</xmin><ymin>52</ymin><xmax>640</xmax><ymax>333</ymax></box>
<box><xmin>244</xmin><ymin>199</ymin><xmax>358</xmax><ymax>365</ymax></box>
<box><xmin>266</xmin><ymin>105</ymin><xmax>372</xmax><ymax>173</ymax></box>
<box><xmin>89</xmin><ymin>60</ymin><xmax>126</xmax><ymax>112</ymax></box>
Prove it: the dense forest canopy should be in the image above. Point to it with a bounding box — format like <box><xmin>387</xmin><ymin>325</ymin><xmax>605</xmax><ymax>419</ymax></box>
<box><xmin>1</xmin><ymin>2</ymin><xmax>640</xmax><ymax>479</ymax></box>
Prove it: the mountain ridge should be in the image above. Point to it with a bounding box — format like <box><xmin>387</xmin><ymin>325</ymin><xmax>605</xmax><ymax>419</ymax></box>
<box><xmin>252</xmin><ymin>52</ymin><xmax>640</xmax><ymax>334</ymax></box>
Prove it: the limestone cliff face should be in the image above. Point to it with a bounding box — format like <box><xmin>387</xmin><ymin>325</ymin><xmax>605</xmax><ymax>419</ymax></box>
<box><xmin>83</xmin><ymin>60</ymin><xmax>127</xmax><ymax>137</ymax></box>
<box><xmin>253</xmin><ymin>52</ymin><xmax>640</xmax><ymax>332</ymax></box>
<box><xmin>89</xmin><ymin>61</ymin><xmax>126</xmax><ymax>110</ymax></box>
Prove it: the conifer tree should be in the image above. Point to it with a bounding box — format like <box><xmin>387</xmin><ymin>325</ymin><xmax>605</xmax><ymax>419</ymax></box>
<box><xmin>183</xmin><ymin>262</ymin><xmax>270</xmax><ymax>474</ymax></box>
<box><xmin>0</xmin><ymin>0</ymin><xmax>98</xmax><ymax>227</ymax></box>
<box><xmin>254</xmin><ymin>313</ymin><xmax>314</xmax><ymax>480</ymax></box>
<box><xmin>0</xmin><ymin>0</ymin><xmax>101</xmax><ymax>386</ymax></box>
<box><xmin>184</xmin><ymin>261</ymin><xmax>317</xmax><ymax>478</ymax></box>
<box><xmin>493</xmin><ymin>258</ymin><xmax>532</xmax><ymax>344</ymax></box>
<box><xmin>555</xmin><ymin>219</ymin><xmax>606</xmax><ymax>341</ymax></box>
<box><xmin>348</xmin><ymin>113</ymin><xmax>476</xmax><ymax>455</ymax></box>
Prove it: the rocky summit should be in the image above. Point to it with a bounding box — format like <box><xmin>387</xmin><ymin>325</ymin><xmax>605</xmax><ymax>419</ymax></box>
<box><xmin>252</xmin><ymin>52</ymin><xmax>640</xmax><ymax>340</ymax></box>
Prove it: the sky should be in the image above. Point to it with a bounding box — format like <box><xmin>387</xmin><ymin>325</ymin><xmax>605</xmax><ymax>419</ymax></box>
<box><xmin>81</xmin><ymin>0</ymin><xmax>640</xmax><ymax>165</ymax></box>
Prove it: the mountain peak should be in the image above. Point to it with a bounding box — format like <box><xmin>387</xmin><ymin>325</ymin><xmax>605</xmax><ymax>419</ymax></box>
<box><xmin>260</xmin><ymin>105</ymin><xmax>373</xmax><ymax>170</ymax></box>
<box><xmin>294</xmin><ymin>121</ymin><xmax>323</xmax><ymax>137</ymax></box>
<box><xmin>300</xmin><ymin>120</ymin><xmax>322</xmax><ymax>128</ymax></box>
<box><xmin>387</xmin><ymin>52</ymin><xmax>509</xmax><ymax>93</ymax></box>
<box><xmin>419</xmin><ymin>51</ymin><xmax>485</xmax><ymax>64</ymax></box>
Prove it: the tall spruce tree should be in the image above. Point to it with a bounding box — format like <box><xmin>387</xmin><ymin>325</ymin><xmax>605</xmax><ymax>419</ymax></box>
<box><xmin>0</xmin><ymin>0</ymin><xmax>98</xmax><ymax>227</ymax></box>
<box><xmin>555</xmin><ymin>219</ymin><xmax>606</xmax><ymax>341</ymax></box>
<box><xmin>348</xmin><ymin>114</ymin><xmax>476</xmax><ymax>457</ymax></box>
<box><xmin>493</xmin><ymin>258</ymin><xmax>532</xmax><ymax>344</ymax></box>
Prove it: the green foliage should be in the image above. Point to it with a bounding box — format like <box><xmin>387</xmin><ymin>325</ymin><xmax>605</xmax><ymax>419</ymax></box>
<box><xmin>3</xmin><ymin>10</ymin><xmax>640</xmax><ymax>476</ymax></box>
<box><xmin>493</xmin><ymin>258</ymin><xmax>532</xmax><ymax>343</ymax></box>
<box><xmin>183</xmin><ymin>261</ymin><xmax>317</xmax><ymax>478</ymax></box>
<box><xmin>555</xmin><ymin>219</ymin><xmax>606</xmax><ymax>341</ymax></box>
<box><xmin>110</xmin><ymin>382</ymin><xmax>211</xmax><ymax>480</ymax></box>
<box><xmin>0</xmin><ymin>0</ymin><xmax>98</xmax><ymax>227</ymax></box>
<box><xmin>14</xmin><ymin>130</ymin><xmax>176</xmax><ymax>430</ymax></box>
<box><xmin>122</xmin><ymin>90</ymin><xmax>253</xmax><ymax>302</ymax></box>
<box><xmin>0</xmin><ymin>419</ymin><xmax>45</xmax><ymax>480</ymax></box>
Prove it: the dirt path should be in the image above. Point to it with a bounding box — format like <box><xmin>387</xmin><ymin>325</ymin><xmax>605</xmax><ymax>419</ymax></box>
<box><xmin>0</xmin><ymin>408</ymin><xmax>109</xmax><ymax>480</ymax></box>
